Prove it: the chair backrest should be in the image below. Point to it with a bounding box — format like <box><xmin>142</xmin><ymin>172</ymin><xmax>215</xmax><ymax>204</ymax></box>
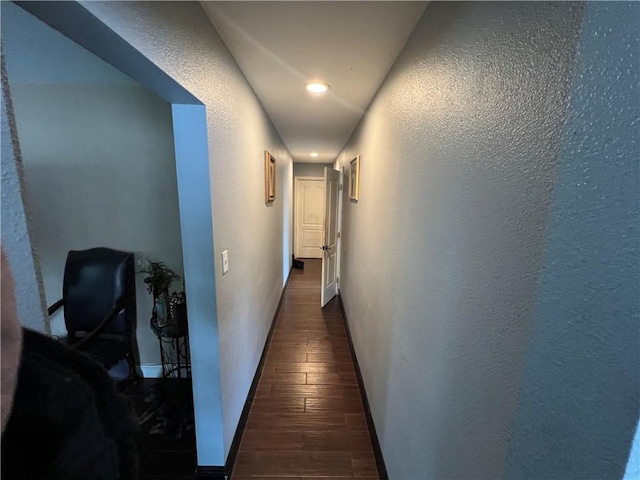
<box><xmin>63</xmin><ymin>248</ymin><xmax>136</xmax><ymax>336</ymax></box>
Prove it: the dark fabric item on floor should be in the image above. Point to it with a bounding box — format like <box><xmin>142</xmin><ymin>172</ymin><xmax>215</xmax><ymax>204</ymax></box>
<box><xmin>1</xmin><ymin>328</ymin><xmax>138</xmax><ymax>480</ymax></box>
<box><xmin>124</xmin><ymin>378</ymin><xmax>196</xmax><ymax>479</ymax></box>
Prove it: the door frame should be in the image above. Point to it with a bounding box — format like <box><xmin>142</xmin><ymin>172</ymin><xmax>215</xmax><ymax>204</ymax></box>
<box><xmin>294</xmin><ymin>175</ymin><xmax>324</xmax><ymax>258</ymax></box>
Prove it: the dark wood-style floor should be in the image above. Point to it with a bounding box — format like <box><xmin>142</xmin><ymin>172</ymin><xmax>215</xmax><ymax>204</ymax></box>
<box><xmin>233</xmin><ymin>258</ymin><xmax>379</xmax><ymax>479</ymax></box>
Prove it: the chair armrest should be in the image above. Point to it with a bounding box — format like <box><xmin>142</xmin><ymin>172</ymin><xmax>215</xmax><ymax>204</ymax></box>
<box><xmin>70</xmin><ymin>299</ymin><xmax>126</xmax><ymax>350</ymax></box>
<box><xmin>48</xmin><ymin>299</ymin><xmax>65</xmax><ymax>316</ymax></box>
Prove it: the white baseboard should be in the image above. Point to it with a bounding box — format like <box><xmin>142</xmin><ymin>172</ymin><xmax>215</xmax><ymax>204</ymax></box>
<box><xmin>140</xmin><ymin>364</ymin><xmax>163</xmax><ymax>378</ymax></box>
<box><xmin>140</xmin><ymin>363</ymin><xmax>188</xmax><ymax>378</ymax></box>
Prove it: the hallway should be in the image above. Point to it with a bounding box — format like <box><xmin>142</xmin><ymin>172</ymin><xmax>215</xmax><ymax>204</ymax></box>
<box><xmin>3</xmin><ymin>2</ymin><xmax>637</xmax><ymax>478</ymax></box>
<box><xmin>233</xmin><ymin>259</ymin><xmax>379</xmax><ymax>479</ymax></box>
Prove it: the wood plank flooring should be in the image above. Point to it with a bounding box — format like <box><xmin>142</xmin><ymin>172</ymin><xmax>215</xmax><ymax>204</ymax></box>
<box><xmin>233</xmin><ymin>259</ymin><xmax>379</xmax><ymax>479</ymax></box>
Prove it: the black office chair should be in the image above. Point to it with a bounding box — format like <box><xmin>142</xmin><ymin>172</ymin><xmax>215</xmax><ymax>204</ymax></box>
<box><xmin>48</xmin><ymin>247</ymin><xmax>140</xmax><ymax>385</ymax></box>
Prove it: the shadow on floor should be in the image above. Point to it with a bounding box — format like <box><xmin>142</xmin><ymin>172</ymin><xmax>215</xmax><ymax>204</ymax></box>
<box><xmin>124</xmin><ymin>378</ymin><xmax>196</xmax><ymax>480</ymax></box>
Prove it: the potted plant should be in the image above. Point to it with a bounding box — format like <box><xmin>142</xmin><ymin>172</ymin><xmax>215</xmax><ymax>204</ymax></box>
<box><xmin>138</xmin><ymin>259</ymin><xmax>181</xmax><ymax>328</ymax></box>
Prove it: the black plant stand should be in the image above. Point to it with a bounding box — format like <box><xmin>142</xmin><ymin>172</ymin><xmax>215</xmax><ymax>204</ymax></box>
<box><xmin>150</xmin><ymin>316</ymin><xmax>191</xmax><ymax>379</ymax></box>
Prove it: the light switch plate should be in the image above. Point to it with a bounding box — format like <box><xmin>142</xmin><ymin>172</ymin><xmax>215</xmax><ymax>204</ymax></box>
<box><xmin>222</xmin><ymin>250</ymin><xmax>229</xmax><ymax>274</ymax></box>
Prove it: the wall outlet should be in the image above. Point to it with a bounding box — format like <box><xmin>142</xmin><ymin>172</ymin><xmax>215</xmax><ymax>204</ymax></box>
<box><xmin>222</xmin><ymin>250</ymin><xmax>229</xmax><ymax>274</ymax></box>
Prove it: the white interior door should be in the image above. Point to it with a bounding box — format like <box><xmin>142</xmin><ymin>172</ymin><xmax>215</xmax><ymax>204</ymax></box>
<box><xmin>321</xmin><ymin>167</ymin><xmax>340</xmax><ymax>306</ymax></box>
<box><xmin>295</xmin><ymin>177</ymin><xmax>324</xmax><ymax>258</ymax></box>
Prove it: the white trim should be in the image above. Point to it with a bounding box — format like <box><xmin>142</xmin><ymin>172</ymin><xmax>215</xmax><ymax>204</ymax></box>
<box><xmin>140</xmin><ymin>364</ymin><xmax>163</xmax><ymax>378</ymax></box>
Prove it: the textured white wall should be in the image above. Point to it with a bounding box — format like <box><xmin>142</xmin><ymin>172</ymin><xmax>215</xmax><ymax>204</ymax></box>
<box><xmin>506</xmin><ymin>2</ymin><xmax>640</xmax><ymax>477</ymax></box>
<box><xmin>1</xmin><ymin>67</ymin><xmax>48</xmax><ymax>334</ymax></box>
<box><xmin>293</xmin><ymin>162</ymin><xmax>333</xmax><ymax>178</ymax></box>
<box><xmin>334</xmin><ymin>3</ymin><xmax>585</xmax><ymax>478</ymax></box>
<box><xmin>2</xmin><ymin>2</ymin><xmax>183</xmax><ymax>367</ymax></box>
<box><xmin>79</xmin><ymin>1</ymin><xmax>294</xmax><ymax>462</ymax></box>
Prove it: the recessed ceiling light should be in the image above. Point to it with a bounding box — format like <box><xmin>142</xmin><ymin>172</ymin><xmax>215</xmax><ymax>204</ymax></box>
<box><xmin>310</xmin><ymin>152</ymin><xmax>319</xmax><ymax>158</ymax></box>
<box><xmin>305</xmin><ymin>82</ymin><xmax>330</xmax><ymax>94</ymax></box>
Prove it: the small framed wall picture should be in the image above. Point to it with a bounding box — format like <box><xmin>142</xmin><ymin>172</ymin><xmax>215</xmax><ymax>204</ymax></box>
<box><xmin>265</xmin><ymin>150</ymin><xmax>276</xmax><ymax>203</ymax></box>
<box><xmin>349</xmin><ymin>154</ymin><xmax>360</xmax><ymax>201</ymax></box>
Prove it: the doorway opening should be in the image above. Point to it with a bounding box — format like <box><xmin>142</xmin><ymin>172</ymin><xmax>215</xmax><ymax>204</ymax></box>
<box><xmin>3</xmin><ymin>1</ymin><xmax>225</xmax><ymax>468</ymax></box>
<box><xmin>2</xmin><ymin>0</ymin><xmax>186</xmax><ymax>376</ymax></box>
<box><xmin>292</xmin><ymin>163</ymin><xmax>341</xmax><ymax>306</ymax></box>
<box><xmin>294</xmin><ymin>176</ymin><xmax>325</xmax><ymax>259</ymax></box>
